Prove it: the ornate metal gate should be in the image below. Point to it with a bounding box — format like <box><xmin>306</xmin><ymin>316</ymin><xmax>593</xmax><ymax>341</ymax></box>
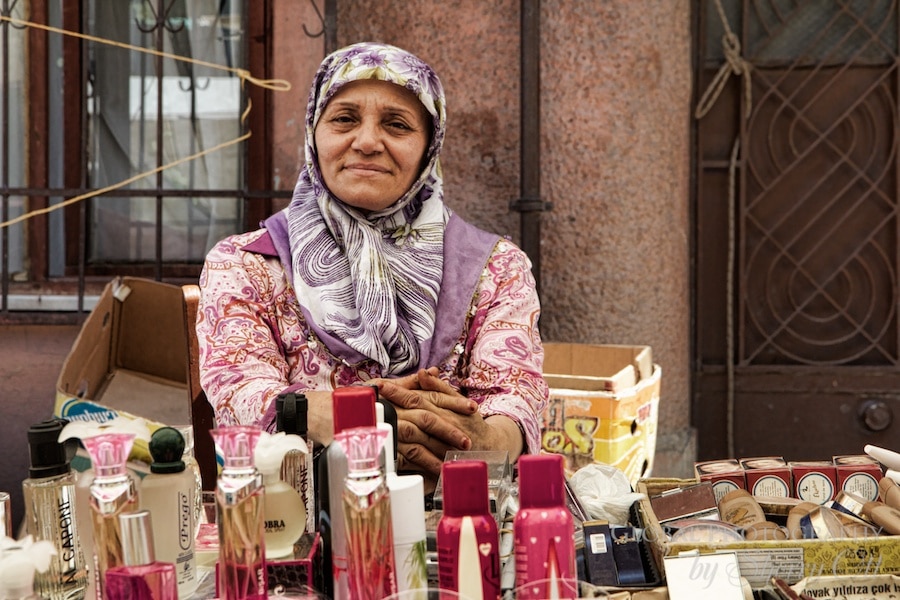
<box><xmin>693</xmin><ymin>0</ymin><xmax>900</xmax><ymax>459</ymax></box>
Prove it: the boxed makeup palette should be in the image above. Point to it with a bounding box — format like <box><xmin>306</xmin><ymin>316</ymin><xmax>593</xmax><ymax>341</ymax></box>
<box><xmin>540</xmin><ymin>343</ymin><xmax>661</xmax><ymax>485</ymax></box>
<box><xmin>637</xmin><ymin>477</ymin><xmax>900</xmax><ymax>589</ymax></box>
<box><xmin>53</xmin><ymin>276</ymin><xmax>191</xmax><ymax>463</ymax></box>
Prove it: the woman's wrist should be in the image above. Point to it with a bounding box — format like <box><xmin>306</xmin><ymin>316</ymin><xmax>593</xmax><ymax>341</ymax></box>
<box><xmin>483</xmin><ymin>414</ymin><xmax>525</xmax><ymax>462</ymax></box>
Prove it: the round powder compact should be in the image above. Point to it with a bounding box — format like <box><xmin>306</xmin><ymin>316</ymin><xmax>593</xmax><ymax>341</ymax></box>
<box><xmin>671</xmin><ymin>521</ymin><xmax>745</xmax><ymax>544</ymax></box>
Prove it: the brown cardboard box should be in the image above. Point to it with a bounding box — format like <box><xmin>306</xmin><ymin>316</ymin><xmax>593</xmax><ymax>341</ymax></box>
<box><xmin>54</xmin><ymin>277</ymin><xmax>191</xmax><ymax>463</ymax></box>
<box><xmin>637</xmin><ymin>478</ymin><xmax>900</xmax><ymax>588</ymax></box>
<box><xmin>540</xmin><ymin>343</ymin><xmax>661</xmax><ymax>485</ymax></box>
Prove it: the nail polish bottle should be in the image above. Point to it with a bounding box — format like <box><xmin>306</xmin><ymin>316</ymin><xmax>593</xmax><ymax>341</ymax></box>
<box><xmin>325</xmin><ymin>387</ymin><xmax>377</xmax><ymax>600</ymax></box>
<box><xmin>513</xmin><ymin>454</ymin><xmax>577</xmax><ymax>600</ymax></box>
<box><xmin>275</xmin><ymin>392</ymin><xmax>315</xmax><ymax>535</ymax></box>
<box><xmin>211</xmin><ymin>425</ymin><xmax>267</xmax><ymax>600</ymax></box>
<box><xmin>104</xmin><ymin>510</ymin><xmax>177</xmax><ymax>600</ymax></box>
<box><xmin>253</xmin><ymin>431</ymin><xmax>309</xmax><ymax>559</ymax></box>
<box><xmin>338</xmin><ymin>426</ymin><xmax>397</xmax><ymax>600</ymax></box>
<box><xmin>139</xmin><ymin>427</ymin><xmax>198</xmax><ymax>598</ymax></box>
<box><xmin>437</xmin><ymin>460</ymin><xmax>501</xmax><ymax>600</ymax></box>
<box><xmin>21</xmin><ymin>418</ymin><xmax>88</xmax><ymax>600</ymax></box>
<box><xmin>82</xmin><ymin>432</ymin><xmax>140</xmax><ymax>600</ymax></box>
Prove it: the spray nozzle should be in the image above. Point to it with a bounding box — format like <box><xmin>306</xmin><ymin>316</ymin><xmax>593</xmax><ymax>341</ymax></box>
<box><xmin>335</xmin><ymin>426</ymin><xmax>388</xmax><ymax>473</ymax></box>
<box><xmin>253</xmin><ymin>431</ymin><xmax>309</xmax><ymax>476</ymax></box>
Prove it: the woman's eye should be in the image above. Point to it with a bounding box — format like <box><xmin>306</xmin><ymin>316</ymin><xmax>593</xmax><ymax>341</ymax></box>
<box><xmin>387</xmin><ymin>121</ymin><xmax>411</xmax><ymax>131</ymax></box>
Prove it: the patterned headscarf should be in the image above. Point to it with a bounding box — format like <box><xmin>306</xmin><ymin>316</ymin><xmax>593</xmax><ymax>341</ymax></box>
<box><xmin>287</xmin><ymin>42</ymin><xmax>448</xmax><ymax>375</ymax></box>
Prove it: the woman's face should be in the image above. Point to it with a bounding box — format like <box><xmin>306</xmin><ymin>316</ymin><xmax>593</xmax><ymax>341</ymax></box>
<box><xmin>314</xmin><ymin>79</ymin><xmax>430</xmax><ymax>212</ymax></box>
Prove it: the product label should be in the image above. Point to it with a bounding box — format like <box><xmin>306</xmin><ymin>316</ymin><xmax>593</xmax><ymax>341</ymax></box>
<box><xmin>798</xmin><ymin>473</ymin><xmax>835</xmax><ymax>505</ymax></box>
<box><xmin>844</xmin><ymin>472</ymin><xmax>880</xmax><ymax>502</ymax></box>
<box><xmin>751</xmin><ymin>475</ymin><xmax>790</xmax><ymax>497</ymax></box>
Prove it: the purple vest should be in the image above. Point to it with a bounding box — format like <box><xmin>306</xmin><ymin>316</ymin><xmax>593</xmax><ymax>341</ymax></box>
<box><xmin>243</xmin><ymin>210</ymin><xmax>500</xmax><ymax>373</ymax></box>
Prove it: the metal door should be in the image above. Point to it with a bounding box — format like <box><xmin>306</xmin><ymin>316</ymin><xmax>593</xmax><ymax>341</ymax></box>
<box><xmin>693</xmin><ymin>0</ymin><xmax>900</xmax><ymax>460</ymax></box>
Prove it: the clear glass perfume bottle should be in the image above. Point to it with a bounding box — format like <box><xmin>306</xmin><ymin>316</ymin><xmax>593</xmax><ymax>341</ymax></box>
<box><xmin>275</xmin><ymin>392</ymin><xmax>315</xmax><ymax>535</ymax></box>
<box><xmin>82</xmin><ymin>432</ymin><xmax>140</xmax><ymax>600</ymax></box>
<box><xmin>337</xmin><ymin>426</ymin><xmax>397</xmax><ymax>600</ymax></box>
<box><xmin>139</xmin><ymin>427</ymin><xmax>198</xmax><ymax>598</ymax></box>
<box><xmin>21</xmin><ymin>418</ymin><xmax>88</xmax><ymax>600</ymax></box>
<box><xmin>104</xmin><ymin>510</ymin><xmax>177</xmax><ymax>600</ymax></box>
<box><xmin>211</xmin><ymin>425</ymin><xmax>267</xmax><ymax>600</ymax></box>
<box><xmin>254</xmin><ymin>431</ymin><xmax>308</xmax><ymax>559</ymax></box>
<box><xmin>175</xmin><ymin>424</ymin><xmax>204</xmax><ymax>536</ymax></box>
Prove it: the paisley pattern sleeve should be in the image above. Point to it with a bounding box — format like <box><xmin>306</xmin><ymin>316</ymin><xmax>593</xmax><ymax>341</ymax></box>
<box><xmin>460</xmin><ymin>238</ymin><xmax>549</xmax><ymax>455</ymax></box>
<box><xmin>196</xmin><ymin>231</ymin><xmax>293</xmax><ymax>428</ymax></box>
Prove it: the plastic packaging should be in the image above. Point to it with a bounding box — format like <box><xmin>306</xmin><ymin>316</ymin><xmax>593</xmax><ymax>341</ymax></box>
<box><xmin>0</xmin><ymin>535</ymin><xmax>57</xmax><ymax>600</ymax></box>
<box><xmin>275</xmin><ymin>392</ymin><xmax>315</xmax><ymax>535</ymax></box>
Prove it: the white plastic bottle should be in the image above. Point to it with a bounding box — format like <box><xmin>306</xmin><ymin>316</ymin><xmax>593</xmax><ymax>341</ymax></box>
<box><xmin>139</xmin><ymin>427</ymin><xmax>198</xmax><ymax>598</ymax></box>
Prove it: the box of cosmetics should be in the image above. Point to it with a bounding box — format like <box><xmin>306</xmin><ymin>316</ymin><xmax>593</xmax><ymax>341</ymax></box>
<box><xmin>789</xmin><ymin>461</ymin><xmax>837</xmax><ymax>505</ymax></box>
<box><xmin>694</xmin><ymin>459</ymin><xmax>746</xmax><ymax>502</ymax></box>
<box><xmin>540</xmin><ymin>343</ymin><xmax>661</xmax><ymax>486</ymax></box>
<box><xmin>53</xmin><ymin>276</ymin><xmax>191</xmax><ymax>464</ymax></box>
<box><xmin>740</xmin><ymin>456</ymin><xmax>792</xmax><ymax>497</ymax></box>
<box><xmin>833</xmin><ymin>455</ymin><xmax>883</xmax><ymax>502</ymax></box>
<box><xmin>637</xmin><ymin>478</ymin><xmax>900</xmax><ymax>589</ymax></box>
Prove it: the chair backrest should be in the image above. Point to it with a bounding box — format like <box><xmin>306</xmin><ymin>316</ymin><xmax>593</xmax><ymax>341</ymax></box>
<box><xmin>181</xmin><ymin>284</ymin><xmax>218</xmax><ymax>490</ymax></box>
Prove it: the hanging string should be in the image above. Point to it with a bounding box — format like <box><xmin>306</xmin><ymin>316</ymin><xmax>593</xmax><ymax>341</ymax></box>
<box><xmin>694</xmin><ymin>0</ymin><xmax>752</xmax><ymax>121</ymax></box>
<box><xmin>0</xmin><ymin>13</ymin><xmax>292</xmax><ymax>230</ymax></box>
<box><xmin>693</xmin><ymin>0</ymin><xmax>751</xmax><ymax>459</ymax></box>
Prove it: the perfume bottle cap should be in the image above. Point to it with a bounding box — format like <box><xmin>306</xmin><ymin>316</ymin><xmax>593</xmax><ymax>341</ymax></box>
<box><xmin>81</xmin><ymin>432</ymin><xmax>137</xmax><ymax>478</ymax></box>
<box><xmin>333</xmin><ymin>387</ymin><xmax>377</xmax><ymax>435</ymax></box>
<box><xmin>276</xmin><ymin>392</ymin><xmax>309</xmax><ymax>435</ymax></box>
<box><xmin>148</xmin><ymin>427</ymin><xmax>186</xmax><ymax>474</ymax></box>
<box><xmin>26</xmin><ymin>418</ymin><xmax>77</xmax><ymax>478</ymax></box>
<box><xmin>441</xmin><ymin>460</ymin><xmax>490</xmax><ymax>516</ymax></box>
<box><xmin>209</xmin><ymin>425</ymin><xmax>262</xmax><ymax>469</ymax></box>
<box><xmin>336</xmin><ymin>426</ymin><xmax>387</xmax><ymax>473</ymax></box>
<box><xmin>119</xmin><ymin>510</ymin><xmax>157</xmax><ymax>566</ymax></box>
<box><xmin>517</xmin><ymin>454</ymin><xmax>566</xmax><ymax>509</ymax></box>
<box><xmin>253</xmin><ymin>431</ymin><xmax>309</xmax><ymax>476</ymax></box>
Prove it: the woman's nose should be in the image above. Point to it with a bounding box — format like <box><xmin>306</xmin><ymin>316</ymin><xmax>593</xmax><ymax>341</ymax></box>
<box><xmin>351</xmin><ymin>119</ymin><xmax>384</xmax><ymax>153</ymax></box>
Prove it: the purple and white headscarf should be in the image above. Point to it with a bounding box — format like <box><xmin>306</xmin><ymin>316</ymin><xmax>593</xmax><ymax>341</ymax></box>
<box><xmin>287</xmin><ymin>42</ymin><xmax>448</xmax><ymax>375</ymax></box>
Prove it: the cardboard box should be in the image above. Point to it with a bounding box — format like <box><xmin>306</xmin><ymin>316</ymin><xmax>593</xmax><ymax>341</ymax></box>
<box><xmin>834</xmin><ymin>455</ymin><xmax>884</xmax><ymax>502</ymax></box>
<box><xmin>695</xmin><ymin>459</ymin><xmax>746</xmax><ymax>502</ymax></box>
<box><xmin>54</xmin><ymin>277</ymin><xmax>192</xmax><ymax>463</ymax></box>
<box><xmin>740</xmin><ymin>456</ymin><xmax>792</xmax><ymax>497</ymax></box>
<box><xmin>540</xmin><ymin>343</ymin><xmax>661</xmax><ymax>485</ymax></box>
<box><xmin>790</xmin><ymin>461</ymin><xmax>837</xmax><ymax>505</ymax></box>
<box><xmin>637</xmin><ymin>478</ymin><xmax>900</xmax><ymax>588</ymax></box>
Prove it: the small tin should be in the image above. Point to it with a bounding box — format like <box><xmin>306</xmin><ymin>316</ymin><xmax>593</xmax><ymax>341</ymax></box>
<box><xmin>740</xmin><ymin>456</ymin><xmax>792</xmax><ymax>498</ymax></box>
<box><xmin>833</xmin><ymin>454</ymin><xmax>883</xmax><ymax>502</ymax></box>
<box><xmin>694</xmin><ymin>459</ymin><xmax>745</xmax><ymax>503</ymax></box>
<box><xmin>789</xmin><ymin>461</ymin><xmax>836</xmax><ymax>505</ymax></box>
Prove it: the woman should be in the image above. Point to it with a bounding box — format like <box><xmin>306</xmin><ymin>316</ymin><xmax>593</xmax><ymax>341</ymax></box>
<box><xmin>197</xmin><ymin>42</ymin><xmax>548</xmax><ymax>486</ymax></box>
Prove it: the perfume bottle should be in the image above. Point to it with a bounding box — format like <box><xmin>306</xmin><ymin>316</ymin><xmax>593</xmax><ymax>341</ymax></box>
<box><xmin>174</xmin><ymin>424</ymin><xmax>204</xmax><ymax>536</ymax></box>
<box><xmin>211</xmin><ymin>425</ymin><xmax>267</xmax><ymax>600</ymax></box>
<box><xmin>83</xmin><ymin>432</ymin><xmax>140</xmax><ymax>600</ymax></box>
<box><xmin>104</xmin><ymin>510</ymin><xmax>177</xmax><ymax>600</ymax></box>
<box><xmin>21</xmin><ymin>418</ymin><xmax>88</xmax><ymax>600</ymax></box>
<box><xmin>253</xmin><ymin>431</ymin><xmax>309</xmax><ymax>559</ymax></box>
<box><xmin>275</xmin><ymin>392</ymin><xmax>315</xmax><ymax>535</ymax></box>
<box><xmin>337</xmin><ymin>426</ymin><xmax>397</xmax><ymax>600</ymax></box>
<box><xmin>325</xmin><ymin>387</ymin><xmax>377</xmax><ymax>600</ymax></box>
<box><xmin>513</xmin><ymin>454</ymin><xmax>577</xmax><ymax>600</ymax></box>
<box><xmin>139</xmin><ymin>427</ymin><xmax>198</xmax><ymax>598</ymax></box>
<box><xmin>437</xmin><ymin>460</ymin><xmax>501</xmax><ymax>600</ymax></box>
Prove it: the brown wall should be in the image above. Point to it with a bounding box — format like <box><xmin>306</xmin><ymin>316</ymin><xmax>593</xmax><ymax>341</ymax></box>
<box><xmin>272</xmin><ymin>1</ymin><xmax>695</xmax><ymax>476</ymax></box>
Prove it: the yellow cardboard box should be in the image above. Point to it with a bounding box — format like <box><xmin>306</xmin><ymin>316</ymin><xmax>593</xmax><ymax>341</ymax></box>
<box><xmin>54</xmin><ymin>277</ymin><xmax>191</xmax><ymax>463</ymax></box>
<box><xmin>540</xmin><ymin>343</ymin><xmax>661</xmax><ymax>485</ymax></box>
<box><xmin>637</xmin><ymin>478</ymin><xmax>900</xmax><ymax>589</ymax></box>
